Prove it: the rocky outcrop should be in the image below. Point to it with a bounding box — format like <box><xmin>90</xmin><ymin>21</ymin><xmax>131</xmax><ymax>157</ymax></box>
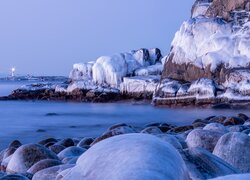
<box><xmin>154</xmin><ymin>0</ymin><xmax>250</xmax><ymax>106</ymax></box>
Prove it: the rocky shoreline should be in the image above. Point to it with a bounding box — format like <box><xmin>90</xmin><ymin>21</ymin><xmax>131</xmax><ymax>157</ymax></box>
<box><xmin>0</xmin><ymin>113</ymin><xmax>249</xmax><ymax>179</ymax></box>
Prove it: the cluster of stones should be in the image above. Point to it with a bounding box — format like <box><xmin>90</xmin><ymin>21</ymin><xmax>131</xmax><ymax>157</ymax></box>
<box><xmin>0</xmin><ymin>113</ymin><xmax>250</xmax><ymax>179</ymax></box>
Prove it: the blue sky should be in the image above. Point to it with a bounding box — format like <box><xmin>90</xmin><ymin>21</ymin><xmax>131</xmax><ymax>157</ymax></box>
<box><xmin>0</xmin><ymin>0</ymin><xmax>194</xmax><ymax>76</ymax></box>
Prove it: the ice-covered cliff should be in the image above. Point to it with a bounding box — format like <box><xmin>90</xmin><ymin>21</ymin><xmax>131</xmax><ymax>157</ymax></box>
<box><xmin>154</xmin><ymin>0</ymin><xmax>250</xmax><ymax>106</ymax></box>
<box><xmin>63</xmin><ymin>48</ymin><xmax>163</xmax><ymax>98</ymax></box>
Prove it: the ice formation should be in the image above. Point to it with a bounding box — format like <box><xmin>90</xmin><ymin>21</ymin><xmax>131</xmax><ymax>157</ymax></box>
<box><xmin>68</xmin><ymin>48</ymin><xmax>163</xmax><ymax>94</ymax></box>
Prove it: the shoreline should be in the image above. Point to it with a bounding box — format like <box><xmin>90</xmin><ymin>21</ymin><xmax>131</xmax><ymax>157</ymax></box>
<box><xmin>0</xmin><ymin>112</ymin><xmax>249</xmax><ymax>179</ymax></box>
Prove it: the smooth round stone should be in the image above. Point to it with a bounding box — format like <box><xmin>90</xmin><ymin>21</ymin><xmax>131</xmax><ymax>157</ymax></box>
<box><xmin>7</xmin><ymin>144</ymin><xmax>59</xmax><ymax>173</ymax></box>
<box><xmin>0</xmin><ymin>174</ymin><xmax>29</xmax><ymax>180</ymax></box>
<box><xmin>77</xmin><ymin>137</ymin><xmax>94</xmax><ymax>148</ymax></box>
<box><xmin>208</xmin><ymin>116</ymin><xmax>226</xmax><ymax>124</ymax></box>
<box><xmin>56</xmin><ymin>167</ymin><xmax>73</xmax><ymax>180</ymax></box>
<box><xmin>1</xmin><ymin>155</ymin><xmax>12</xmax><ymax>171</ymax></box>
<box><xmin>64</xmin><ymin>134</ymin><xmax>189</xmax><ymax>180</ymax></box>
<box><xmin>169</xmin><ymin>125</ymin><xmax>194</xmax><ymax>133</ymax></box>
<box><xmin>91</xmin><ymin>125</ymin><xmax>136</xmax><ymax>145</ymax></box>
<box><xmin>223</xmin><ymin>117</ymin><xmax>245</xmax><ymax>126</ymax></box>
<box><xmin>32</xmin><ymin>164</ymin><xmax>74</xmax><ymax>180</ymax></box>
<box><xmin>141</xmin><ymin>127</ymin><xmax>162</xmax><ymax>135</ymax></box>
<box><xmin>238</xmin><ymin>113</ymin><xmax>249</xmax><ymax>121</ymax></box>
<box><xmin>49</xmin><ymin>145</ymin><xmax>65</xmax><ymax>154</ymax></box>
<box><xmin>213</xmin><ymin>132</ymin><xmax>250</xmax><ymax>173</ymax></box>
<box><xmin>27</xmin><ymin>159</ymin><xmax>62</xmax><ymax>174</ymax></box>
<box><xmin>57</xmin><ymin>147</ymin><xmax>86</xmax><ymax>160</ymax></box>
<box><xmin>186</xmin><ymin>129</ymin><xmax>223</xmax><ymax>152</ymax></box>
<box><xmin>209</xmin><ymin>173</ymin><xmax>250</xmax><ymax>180</ymax></box>
<box><xmin>203</xmin><ymin>123</ymin><xmax>228</xmax><ymax>133</ymax></box>
<box><xmin>38</xmin><ymin>138</ymin><xmax>58</xmax><ymax>146</ymax></box>
<box><xmin>8</xmin><ymin>140</ymin><xmax>22</xmax><ymax>149</ymax></box>
<box><xmin>55</xmin><ymin>139</ymin><xmax>74</xmax><ymax>147</ymax></box>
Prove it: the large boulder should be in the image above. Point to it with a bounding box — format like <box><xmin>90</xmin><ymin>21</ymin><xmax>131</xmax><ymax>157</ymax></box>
<box><xmin>64</xmin><ymin>134</ymin><xmax>190</xmax><ymax>180</ymax></box>
<box><xmin>210</xmin><ymin>173</ymin><xmax>250</xmax><ymax>180</ymax></box>
<box><xmin>186</xmin><ymin>129</ymin><xmax>223</xmax><ymax>152</ymax></box>
<box><xmin>57</xmin><ymin>147</ymin><xmax>86</xmax><ymax>160</ymax></box>
<box><xmin>27</xmin><ymin>159</ymin><xmax>62</xmax><ymax>175</ymax></box>
<box><xmin>213</xmin><ymin>132</ymin><xmax>250</xmax><ymax>173</ymax></box>
<box><xmin>6</xmin><ymin>144</ymin><xmax>59</xmax><ymax>173</ymax></box>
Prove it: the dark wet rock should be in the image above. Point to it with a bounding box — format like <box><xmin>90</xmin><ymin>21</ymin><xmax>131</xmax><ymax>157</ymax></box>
<box><xmin>57</xmin><ymin>147</ymin><xmax>86</xmax><ymax>160</ymax></box>
<box><xmin>213</xmin><ymin>132</ymin><xmax>250</xmax><ymax>173</ymax></box>
<box><xmin>6</xmin><ymin>144</ymin><xmax>59</xmax><ymax>173</ymax></box>
<box><xmin>55</xmin><ymin>138</ymin><xmax>74</xmax><ymax>147</ymax></box>
<box><xmin>192</xmin><ymin>119</ymin><xmax>207</xmax><ymax>124</ymax></box>
<box><xmin>203</xmin><ymin>123</ymin><xmax>229</xmax><ymax>134</ymax></box>
<box><xmin>49</xmin><ymin>145</ymin><xmax>65</xmax><ymax>154</ymax></box>
<box><xmin>238</xmin><ymin>113</ymin><xmax>249</xmax><ymax>121</ymax></box>
<box><xmin>209</xmin><ymin>116</ymin><xmax>227</xmax><ymax>124</ymax></box>
<box><xmin>36</xmin><ymin>129</ymin><xmax>46</xmax><ymax>133</ymax></box>
<box><xmin>32</xmin><ymin>164</ymin><xmax>74</xmax><ymax>180</ymax></box>
<box><xmin>0</xmin><ymin>174</ymin><xmax>29</xmax><ymax>180</ymax></box>
<box><xmin>192</xmin><ymin>122</ymin><xmax>207</xmax><ymax>128</ymax></box>
<box><xmin>27</xmin><ymin>159</ymin><xmax>62</xmax><ymax>175</ymax></box>
<box><xmin>77</xmin><ymin>138</ymin><xmax>94</xmax><ymax>148</ymax></box>
<box><xmin>183</xmin><ymin>147</ymin><xmax>239</xmax><ymax>179</ymax></box>
<box><xmin>140</xmin><ymin>127</ymin><xmax>162</xmax><ymax>135</ymax></box>
<box><xmin>206</xmin><ymin>0</ymin><xmax>249</xmax><ymax>21</ymax></box>
<box><xmin>169</xmin><ymin>125</ymin><xmax>194</xmax><ymax>133</ymax></box>
<box><xmin>223</xmin><ymin>117</ymin><xmax>245</xmax><ymax>126</ymax></box>
<box><xmin>186</xmin><ymin>129</ymin><xmax>224</xmax><ymax>152</ymax></box>
<box><xmin>45</xmin><ymin>113</ymin><xmax>59</xmax><ymax>116</ymax></box>
<box><xmin>8</xmin><ymin>140</ymin><xmax>22</xmax><ymax>149</ymax></box>
<box><xmin>91</xmin><ymin>125</ymin><xmax>137</xmax><ymax>145</ymax></box>
<box><xmin>44</xmin><ymin>142</ymin><xmax>56</xmax><ymax>148</ymax></box>
<box><xmin>38</xmin><ymin>138</ymin><xmax>58</xmax><ymax>146</ymax></box>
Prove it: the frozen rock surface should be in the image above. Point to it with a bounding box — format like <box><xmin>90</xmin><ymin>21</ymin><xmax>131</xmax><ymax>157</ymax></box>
<box><xmin>64</xmin><ymin>134</ymin><xmax>189</xmax><ymax>180</ymax></box>
<box><xmin>210</xmin><ymin>173</ymin><xmax>250</xmax><ymax>180</ymax></box>
<box><xmin>213</xmin><ymin>132</ymin><xmax>250</xmax><ymax>173</ymax></box>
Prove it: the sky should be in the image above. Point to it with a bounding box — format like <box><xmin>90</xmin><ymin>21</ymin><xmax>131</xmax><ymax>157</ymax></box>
<box><xmin>0</xmin><ymin>0</ymin><xmax>194</xmax><ymax>76</ymax></box>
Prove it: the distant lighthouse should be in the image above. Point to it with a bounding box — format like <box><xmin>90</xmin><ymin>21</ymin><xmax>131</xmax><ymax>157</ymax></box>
<box><xmin>11</xmin><ymin>67</ymin><xmax>15</xmax><ymax>77</ymax></box>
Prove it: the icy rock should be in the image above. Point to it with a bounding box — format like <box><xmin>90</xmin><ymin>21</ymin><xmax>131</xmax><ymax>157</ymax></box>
<box><xmin>57</xmin><ymin>147</ymin><xmax>86</xmax><ymax>160</ymax></box>
<box><xmin>191</xmin><ymin>0</ymin><xmax>211</xmax><ymax>18</ymax></box>
<box><xmin>183</xmin><ymin>147</ymin><xmax>239</xmax><ymax>179</ymax></box>
<box><xmin>213</xmin><ymin>132</ymin><xmax>250</xmax><ymax>173</ymax></box>
<box><xmin>148</xmin><ymin>48</ymin><xmax>162</xmax><ymax>65</ymax></box>
<box><xmin>69</xmin><ymin>62</ymin><xmax>94</xmax><ymax>81</ymax></box>
<box><xmin>6</xmin><ymin>144</ymin><xmax>59</xmax><ymax>173</ymax></box>
<box><xmin>203</xmin><ymin>123</ymin><xmax>229</xmax><ymax>133</ymax></box>
<box><xmin>186</xmin><ymin>129</ymin><xmax>224</xmax><ymax>152</ymax></box>
<box><xmin>120</xmin><ymin>76</ymin><xmax>160</xmax><ymax>96</ymax></box>
<box><xmin>63</xmin><ymin>134</ymin><xmax>190</xmax><ymax>180</ymax></box>
<box><xmin>27</xmin><ymin>159</ymin><xmax>62</xmax><ymax>175</ymax></box>
<box><xmin>32</xmin><ymin>164</ymin><xmax>74</xmax><ymax>180</ymax></box>
<box><xmin>188</xmin><ymin>78</ymin><xmax>217</xmax><ymax>98</ymax></box>
<box><xmin>134</xmin><ymin>64</ymin><xmax>163</xmax><ymax>76</ymax></box>
<box><xmin>154</xmin><ymin>79</ymin><xmax>181</xmax><ymax>98</ymax></box>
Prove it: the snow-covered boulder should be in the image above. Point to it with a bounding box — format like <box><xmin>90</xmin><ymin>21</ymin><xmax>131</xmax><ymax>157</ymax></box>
<box><xmin>120</xmin><ymin>75</ymin><xmax>160</xmax><ymax>98</ymax></box>
<box><xmin>63</xmin><ymin>134</ymin><xmax>189</xmax><ymax>180</ymax></box>
<box><xmin>154</xmin><ymin>79</ymin><xmax>181</xmax><ymax>98</ymax></box>
<box><xmin>69</xmin><ymin>62</ymin><xmax>94</xmax><ymax>81</ymax></box>
<box><xmin>213</xmin><ymin>132</ymin><xmax>250</xmax><ymax>173</ymax></box>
